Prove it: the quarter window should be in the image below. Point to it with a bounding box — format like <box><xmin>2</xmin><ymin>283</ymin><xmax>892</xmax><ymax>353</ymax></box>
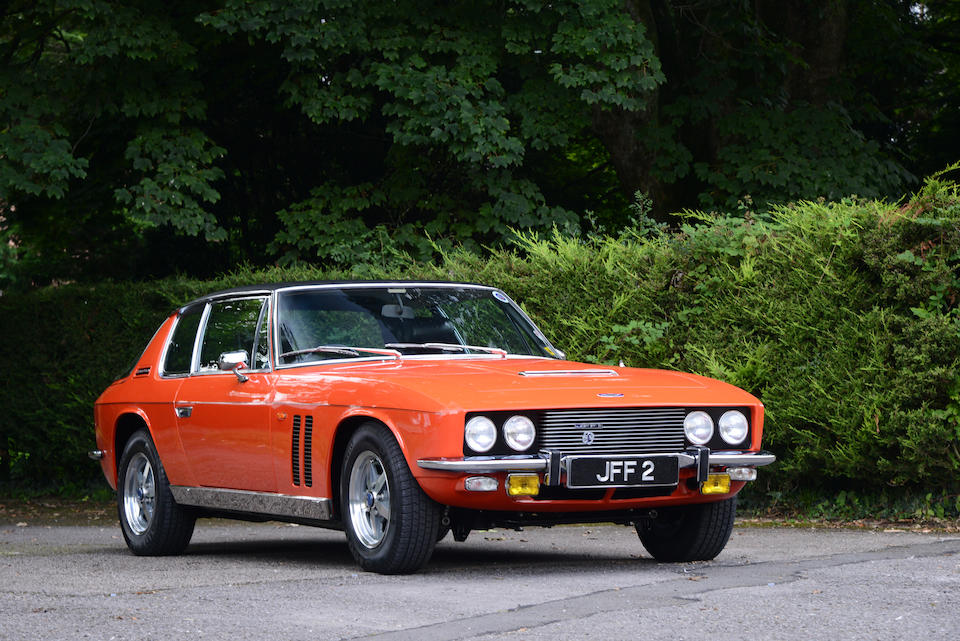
<box><xmin>163</xmin><ymin>306</ymin><xmax>204</xmax><ymax>375</ymax></box>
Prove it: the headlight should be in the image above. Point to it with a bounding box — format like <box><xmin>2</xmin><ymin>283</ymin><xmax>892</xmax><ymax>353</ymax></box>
<box><xmin>684</xmin><ymin>411</ymin><xmax>714</xmax><ymax>445</ymax></box>
<box><xmin>503</xmin><ymin>415</ymin><xmax>536</xmax><ymax>451</ymax></box>
<box><xmin>464</xmin><ymin>416</ymin><xmax>497</xmax><ymax>452</ymax></box>
<box><xmin>718</xmin><ymin>410</ymin><xmax>749</xmax><ymax>445</ymax></box>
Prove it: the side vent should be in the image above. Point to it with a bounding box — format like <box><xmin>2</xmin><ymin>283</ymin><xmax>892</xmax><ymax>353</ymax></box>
<box><xmin>303</xmin><ymin>416</ymin><xmax>313</xmax><ymax>487</ymax></box>
<box><xmin>135</xmin><ymin>367</ymin><xmax>151</xmax><ymax>377</ymax></box>
<box><xmin>291</xmin><ymin>415</ymin><xmax>301</xmax><ymax>486</ymax></box>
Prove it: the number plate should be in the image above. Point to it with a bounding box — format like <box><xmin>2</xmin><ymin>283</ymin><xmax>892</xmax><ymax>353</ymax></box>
<box><xmin>565</xmin><ymin>455</ymin><xmax>679</xmax><ymax>488</ymax></box>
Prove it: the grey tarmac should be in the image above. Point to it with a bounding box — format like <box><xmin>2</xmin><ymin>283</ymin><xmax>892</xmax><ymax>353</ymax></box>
<box><xmin>1</xmin><ymin>519</ymin><xmax>958</xmax><ymax>641</ymax></box>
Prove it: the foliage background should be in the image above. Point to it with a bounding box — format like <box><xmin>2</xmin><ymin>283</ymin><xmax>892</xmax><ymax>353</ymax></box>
<box><xmin>1</xmin><ymin>175</ymin><xmax>958</xmax><ymax>515</ymax></box>
<box><xmin>2</xmin><ymin>1</ymin><xmax>959</xmax><ymax>287</ymax></box>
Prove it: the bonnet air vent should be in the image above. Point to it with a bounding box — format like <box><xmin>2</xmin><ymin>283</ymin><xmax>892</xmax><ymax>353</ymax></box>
<box><xmin>292</xmin><ymin>415</ymin><xmax>301</xmax><ymax>486</ymax></box>
<box><xmin>518</xmin><ymin>369</ymin><xmax>619</xmax><ymax>377</ymax></box>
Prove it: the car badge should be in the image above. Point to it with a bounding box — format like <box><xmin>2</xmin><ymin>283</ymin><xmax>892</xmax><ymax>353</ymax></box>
<box><xmin>597</xmin><ymin>393</ymin><xmax>623</xmax><ymax>398</ymax></box>
<box><xmin>581</xmin><ymin>431</ymin><xmax>596</xmax><ymax>445</ymax></box>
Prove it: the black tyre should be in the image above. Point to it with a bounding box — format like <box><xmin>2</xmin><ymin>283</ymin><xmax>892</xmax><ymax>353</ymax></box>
<box><xmin>635</xmin><ymin>497</ymin><xmax>737</xmax><ymax>562</ymax></box>
<box><xmin>340</xmin><ymin>423</ymin><xmax>441</xmax><ymax>574</ymax></box>
<box><xmin>117</xmin><ymin>429</ymin><xmax>196</xmax><ymax>555</ymax></box>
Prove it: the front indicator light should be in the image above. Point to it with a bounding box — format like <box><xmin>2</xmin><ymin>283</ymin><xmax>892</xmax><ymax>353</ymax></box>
<box><xmin>506</xmin><ymin>473</ymin><xmax>540</xmax><ymax>496</ymax></box>
<box><xmin>465</xmin><ymin>476</ymin><xmax>499</xmax><ymax>492</ymax></box>
<box><xmin>701</xmin><ymin>474</ymin><xmax>731</xmax><ymax>495</ymax></box>
<box><xmin>727</xmin><ymin>467</ymin><xmax>757</xmax><ymax>481</ymax></box>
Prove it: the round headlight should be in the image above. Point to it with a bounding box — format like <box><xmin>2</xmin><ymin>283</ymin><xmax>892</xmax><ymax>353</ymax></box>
<box><xmin>684</xmin><ymin>411</ymin><xmax>714</xmax><ymax>445</ymax></box>
<box><xmin>718</xmin><ymin>410</ymin><xmax>749</xmax><ymax>445</ymax></box>
<box><xmin>465</xmin><ymin>416</ymin><xmax>497</xmax><ymax>452</ymax></box>
<box><xmin>503</xmin><ymin>415</ymin><xmax>536</xmax><ymax>451</ymax></box>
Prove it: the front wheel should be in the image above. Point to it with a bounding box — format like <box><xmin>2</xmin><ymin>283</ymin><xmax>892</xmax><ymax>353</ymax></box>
<box><xmin>117</xmin><ymin>429</ymin><xmax>195</xmax><ymax>555</ymax></box>
<box><xmin>340</xmin><ymin>423</ymin><xmax>440</xmax><ymax>574</ymax></box>
<box><xmin>635</xmin><ymin>497</ymin><xmax>736</xmax><ymax>562</ymax></box>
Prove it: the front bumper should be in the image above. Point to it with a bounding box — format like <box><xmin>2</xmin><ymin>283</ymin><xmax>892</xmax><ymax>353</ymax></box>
<box><xmin>418</xmin><ymin>449</ymin><xmax>776</xmax><ymax>484</ymax></box>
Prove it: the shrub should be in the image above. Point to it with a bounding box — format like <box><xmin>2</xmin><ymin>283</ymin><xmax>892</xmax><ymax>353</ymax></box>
<box><xmin>1</xmin><ymin>175</ymin><xmax>957</xmax><ymax>501</ymax></box>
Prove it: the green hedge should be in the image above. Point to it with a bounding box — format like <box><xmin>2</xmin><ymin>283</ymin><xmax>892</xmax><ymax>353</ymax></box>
<box><xmin>1</xmin><ymin>176</ymin><xmax>958</xmax><ymax>502</ymax></box>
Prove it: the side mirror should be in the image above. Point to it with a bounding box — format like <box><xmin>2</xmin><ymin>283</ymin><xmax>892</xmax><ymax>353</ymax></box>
<box><xmin>218</xmin><ymin>350</ymin><xmax>250</xmax><ymax>383</ymax></box>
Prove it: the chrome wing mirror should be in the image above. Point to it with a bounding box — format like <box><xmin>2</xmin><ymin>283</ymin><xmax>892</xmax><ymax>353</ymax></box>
<box><xmin>218</xmin><ymin>350</ymin><xmax>250</xmax><ymax>383</ymax></box>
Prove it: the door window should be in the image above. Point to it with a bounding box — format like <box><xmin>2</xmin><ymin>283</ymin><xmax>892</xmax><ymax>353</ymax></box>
<box><xmin>197</xmin><ymin>298</ymin><xmax>269</xmax><ymax>372</ymax></box>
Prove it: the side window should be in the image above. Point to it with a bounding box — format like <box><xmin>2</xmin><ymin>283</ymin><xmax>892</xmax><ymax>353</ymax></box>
<box><xmin>163</xmin><ymin>307</ymin><xmax>204</xmax><ymax>375</ymax></box>
<box><xmin>198</xmin><ymin>298</ymin><xmax>268</xmax><ymax>372</ymax></box>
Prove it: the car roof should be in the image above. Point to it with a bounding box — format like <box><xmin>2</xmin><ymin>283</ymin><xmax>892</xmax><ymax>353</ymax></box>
<box><xmin>177</xmin><ymin>280</ymin><xmax>494</xmax><ymax>313</ymax></box>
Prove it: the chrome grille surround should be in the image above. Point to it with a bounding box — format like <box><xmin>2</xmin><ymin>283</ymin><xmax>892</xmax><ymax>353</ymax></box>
<box><xmin>539</xmin><ymin>407</ymin><xmax>686</xmax><ymax>455</ymax></box>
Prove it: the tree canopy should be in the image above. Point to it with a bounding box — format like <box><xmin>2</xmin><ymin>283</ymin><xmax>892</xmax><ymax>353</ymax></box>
<box><xmin>1</xmin><ymin>0</ymin><xmax>957</xmax><ymax>286</ymax></box>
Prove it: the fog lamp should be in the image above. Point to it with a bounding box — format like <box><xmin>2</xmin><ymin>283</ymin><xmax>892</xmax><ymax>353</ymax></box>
<box><xmin>465</xmin><ymin>476</ymin><xmax>499</xmax><ymax>492</ymax></box>
<box><xmin>506</xmin><ymin>473</ymin><xmax>540</xmax><ymax>496</ymax></box>
<box><xmin>700</xmin><ymin>474</ymin><xmax>731</xmax><ymax>495</ymax></box>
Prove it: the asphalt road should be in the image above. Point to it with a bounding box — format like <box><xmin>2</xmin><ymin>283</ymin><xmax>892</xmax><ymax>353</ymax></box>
<box><xmin>1</xmin><ymin>518</ymin><xmax>958</xmax><ymax>641</ymax></box>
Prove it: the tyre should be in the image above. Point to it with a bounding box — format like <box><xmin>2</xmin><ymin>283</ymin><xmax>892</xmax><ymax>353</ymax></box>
<box><xmin>340</xmin><ymin>423</ymin><xmax>441</xmax><ymax>574</ymax></box>
<box><xmin>117</xmin><ymin>429</ymin><xmax>195</xmax><ymax>555</ymax></box>
<box><xmin>635</xmin><ymin>497</ymin><xmax>737</xmax><ymax>562</ymax></box>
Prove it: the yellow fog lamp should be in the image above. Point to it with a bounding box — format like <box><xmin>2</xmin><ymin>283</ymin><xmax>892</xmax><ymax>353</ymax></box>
<box><xmin>700</xmin><ymin>473</ymin><xmax>732</xmax><ymax>495</ymax></box>
<box><xmin>506</xmin><ymin>473</ymin><xmax>540</xmax><ymax>496</ymax></box>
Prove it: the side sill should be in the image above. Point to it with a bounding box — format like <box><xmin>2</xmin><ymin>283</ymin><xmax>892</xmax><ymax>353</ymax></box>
<box><xmin>170</xmin><ymin>486</ymin><xmax>333</xmax><ymax>521</ymax></box>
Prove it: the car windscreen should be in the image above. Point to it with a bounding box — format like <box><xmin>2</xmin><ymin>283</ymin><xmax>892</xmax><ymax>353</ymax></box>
<box><xmin>275</xmin><ymin>286</ymin><xmax>556</xmax><ymax>365</ymax></box>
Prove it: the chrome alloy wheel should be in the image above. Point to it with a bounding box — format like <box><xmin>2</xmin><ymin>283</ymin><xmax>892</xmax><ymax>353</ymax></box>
<box><xmin>122</xmin><ymin>452</ymin><xmax>156</xmax><ymax>535</ymax></box>
<box><xmin>347</xmin><ymin>450</ymin><xmax>391</xmax><ymax>548</ymax></box>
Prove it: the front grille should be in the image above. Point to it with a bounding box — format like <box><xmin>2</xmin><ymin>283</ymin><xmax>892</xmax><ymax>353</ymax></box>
<box><xmin>539</xmin><ymin>407</ymin><xmax>686</xmax><ymax>455</ymax></box>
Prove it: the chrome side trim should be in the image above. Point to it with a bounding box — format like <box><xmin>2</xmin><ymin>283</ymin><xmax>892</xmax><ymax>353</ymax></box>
<box><xmin>169</xmin><ymin>486</ymin><xmax>333</xmax><ymax>521</ymax></box>
<box><xmin>88</xmin><ymin>450</ymin><xmax>105</xmax><ymax>461</ymax></box>
<box><xmin>518</xmin><ymin>369</ymin><xmax>619</xmax><ymax>377</ymax></box>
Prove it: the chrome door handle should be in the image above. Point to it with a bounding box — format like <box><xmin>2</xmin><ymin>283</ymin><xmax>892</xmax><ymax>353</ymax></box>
<box><xmin>175</xmin><ymin>406</ymin><xmax>193</xmax><ymax>418</ymax></box>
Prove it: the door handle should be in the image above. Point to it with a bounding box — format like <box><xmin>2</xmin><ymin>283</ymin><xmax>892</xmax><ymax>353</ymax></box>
<box><xmin>175</xmin><ymin>406</ymin><xmax>193</xmax><ymax>418</ymax></box>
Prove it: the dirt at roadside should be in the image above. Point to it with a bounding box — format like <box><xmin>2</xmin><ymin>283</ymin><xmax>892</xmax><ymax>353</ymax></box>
<box><xmin>0</xmin><ymin>497</ymin><xmax>116</xmax><ymax>526</ymax></box>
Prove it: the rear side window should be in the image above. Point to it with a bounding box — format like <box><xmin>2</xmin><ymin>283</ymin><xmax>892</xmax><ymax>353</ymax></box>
<box><xmin>163</xmin><ymin>307</ymin><xmax>204</xmax><ymax>375</ymax></box>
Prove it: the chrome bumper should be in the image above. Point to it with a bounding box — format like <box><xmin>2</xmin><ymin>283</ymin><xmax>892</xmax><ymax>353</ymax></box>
<box><xmin>418</xmin><ymin>449</ymin><xmax>776</xmax><ymax>480</ymax></box>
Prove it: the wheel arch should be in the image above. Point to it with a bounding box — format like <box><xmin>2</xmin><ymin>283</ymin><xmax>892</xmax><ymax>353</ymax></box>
<box><xmin>113</xmin><ymin>412</ymin><xmax>151</xmax><ymax>483</ymax></box>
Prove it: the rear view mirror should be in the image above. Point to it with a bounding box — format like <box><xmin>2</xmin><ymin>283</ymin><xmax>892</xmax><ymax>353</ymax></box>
<box><xmin>382</xmin><ymin>304</ymin><xmax>415</xmax><ymax>319</ymax></box>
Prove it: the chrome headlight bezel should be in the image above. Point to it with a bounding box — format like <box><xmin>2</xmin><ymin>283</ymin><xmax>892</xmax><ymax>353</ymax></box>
<box><xmin>464</xmin><ymin>415</ymin><xmax>497</xmax><ymax>453</ymax></box>
<box><xmin>503</xmin><ymin>415</ymin><xmax>537</xmax><ymax>451</ymax></box>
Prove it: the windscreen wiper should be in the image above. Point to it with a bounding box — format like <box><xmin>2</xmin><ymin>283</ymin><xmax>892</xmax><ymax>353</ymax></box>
<box><xmin>384</xmin><ymin>342</ymin><xmax>507</xmax><ymax>358</ymax></box>
<box><xmin>280</xmin><ymin>345</ymin><xmax>402</xmax><ymax>360</ymax></box>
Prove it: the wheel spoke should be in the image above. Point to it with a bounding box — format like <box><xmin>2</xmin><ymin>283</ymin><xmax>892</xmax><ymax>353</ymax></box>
<box><xmin>348</xmin><ymin>450</ymin><xmax>392</xmax><ymax>549</ymax></box>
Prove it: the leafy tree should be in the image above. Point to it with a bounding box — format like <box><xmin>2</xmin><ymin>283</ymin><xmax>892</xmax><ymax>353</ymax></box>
<box><xmin>1</xmin><ymin>1</ymin><xmax>957</xmax><ymax>284</ymax></box>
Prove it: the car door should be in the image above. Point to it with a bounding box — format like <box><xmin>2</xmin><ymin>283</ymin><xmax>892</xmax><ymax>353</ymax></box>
<box><xmin>174</xmin><ymin>296</ymin><xmax>277</xmax><ymax>492</ymax></box>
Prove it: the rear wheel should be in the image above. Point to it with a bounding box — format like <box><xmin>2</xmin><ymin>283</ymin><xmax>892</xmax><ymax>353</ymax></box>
<box><xmin>635</xmin><ymin>497</ymin><xmax>736</xmax><ymax>562</ymax></box>
<box><xmin>340</xmin><ymin>423</ymin><xmax>440</xmax><ymax>574</ymax></box>
<box><xmin>117</xmin><ymin>430</ymin><xmax>195</xmax><ymax>555</ymax></box>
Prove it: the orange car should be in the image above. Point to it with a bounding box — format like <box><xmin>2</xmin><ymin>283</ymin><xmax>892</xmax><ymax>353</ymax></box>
<box><xmin>92</xmin><ymin>281</ymin><xmax>774</xmax><ymax>573</ymax></box>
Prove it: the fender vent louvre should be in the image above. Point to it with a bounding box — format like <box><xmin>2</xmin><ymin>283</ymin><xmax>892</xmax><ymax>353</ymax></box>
<box><xmin>292</xmin><ymin>415</ymin><xmax>301</xmax><ymax>486</ymax></box>
<box><xmin>303</xmin><ymin>416</ymin><xmax>313</xmax><ymax>487</ymax></box>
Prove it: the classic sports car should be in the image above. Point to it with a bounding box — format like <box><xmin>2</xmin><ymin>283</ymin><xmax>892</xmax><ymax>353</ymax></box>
<box><xmin>92</xmin><ymin>281</ymin><xmax>774</xmax><ymax>574</ymax></box>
